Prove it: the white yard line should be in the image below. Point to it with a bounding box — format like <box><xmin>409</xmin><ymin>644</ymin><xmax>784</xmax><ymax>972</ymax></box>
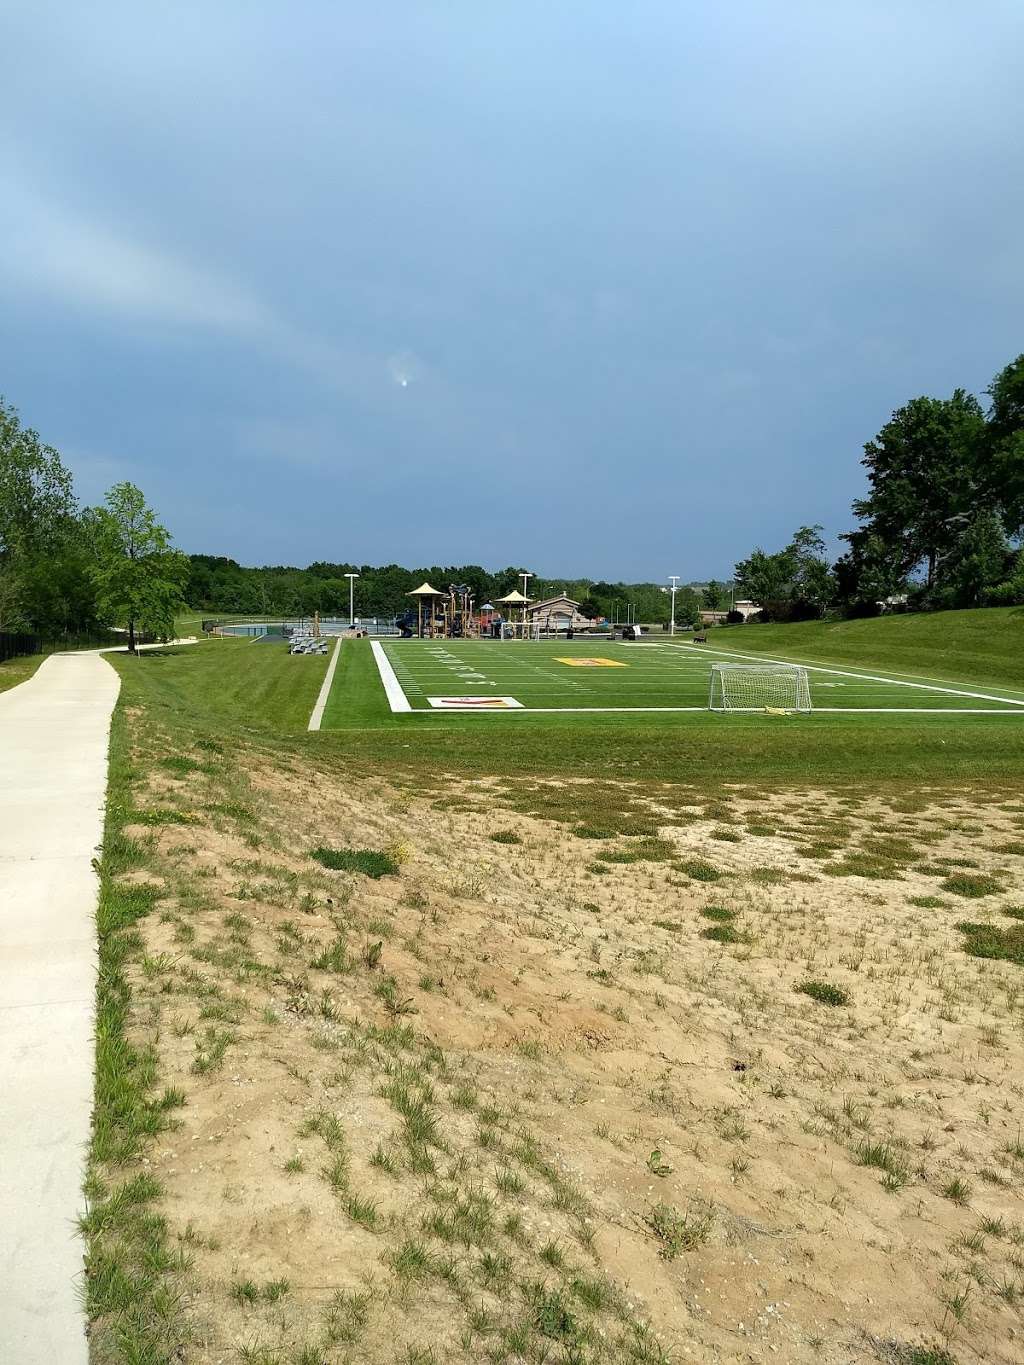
<box><xmin>661</xmin><ymin>642</ymin><xmax>1024</xmax><ymax>708</ymax></box>
<box><xmin>397</xmin><ymin>705</ymin><xmax>1024</xmax><ymax>715</ymax></box>
<box><xmin>306</xmin><ymin>637</ymin><xmax>344</xmax><ymax>732</ymax></box>
<box><xmin>371</xmin><ymin>640</ymin><xmax>412</xmax><ymax>713</ymax></box>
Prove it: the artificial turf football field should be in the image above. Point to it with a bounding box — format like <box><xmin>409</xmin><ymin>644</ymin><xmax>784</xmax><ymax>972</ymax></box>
<box><xmin>349</xmin><ymin>636</ymin><xmax>1024</xmax><ymax>715</ymax></box>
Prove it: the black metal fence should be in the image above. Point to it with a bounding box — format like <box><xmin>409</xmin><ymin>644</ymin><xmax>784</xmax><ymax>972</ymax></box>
<box><xmin>0</xmin><ymin>630</ymin><xmax>122</xmax><ymax>663</ymax></box>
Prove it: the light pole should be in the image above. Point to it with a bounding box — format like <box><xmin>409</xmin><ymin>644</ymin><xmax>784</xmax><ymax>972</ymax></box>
<box><xmin>668</xmin><ymin>575</ymin><xmax>680</xmax><ymax>636</ymax></box>
<box><xmin>345</xmin><ymin>572</ymin><xmax>359</xmax><ymax>628</ymax></box>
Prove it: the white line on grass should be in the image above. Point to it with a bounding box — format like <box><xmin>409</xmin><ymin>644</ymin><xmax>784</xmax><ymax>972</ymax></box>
<box><xmin>661</xmin><ymin>642</ymin><xmax>1024</xmax><ymax>708</ymax></box>
<box><xmin>307</xmin><ymin>637</ymin><xmax>344</xmax><ymax>731</ymax></box>
<box><xmin>371</xmin><ymin>640</ymin><xmax>412</xmax><ymax>712</ymax></box>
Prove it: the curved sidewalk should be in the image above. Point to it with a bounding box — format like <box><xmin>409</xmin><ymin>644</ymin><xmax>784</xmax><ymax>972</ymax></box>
<box><xmin>0</xmin><ymin>651</ymin><xmax>120</xmax><ymax>1364</ymax></box>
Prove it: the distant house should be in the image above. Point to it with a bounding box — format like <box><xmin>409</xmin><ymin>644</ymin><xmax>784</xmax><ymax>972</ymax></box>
<box><xmin>699</xmin><ymin>599</ymin><xmax>761</xmax><ymax>625</ymax></box>
<box><xmin>526</xmin><ymin>594</ymin><xmax>592</xmax><ymax>631</ymax></box>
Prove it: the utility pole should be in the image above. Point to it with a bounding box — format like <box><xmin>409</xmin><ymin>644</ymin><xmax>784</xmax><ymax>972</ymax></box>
<box><xmin>668</xmin><ymin>575</ymin><xmax>680</xmax><ymax>635</ymax></box>
<box><xmin>345</xmin><ymin>572</ymin><xmax>359</xmax><ymax>628</ymax></box>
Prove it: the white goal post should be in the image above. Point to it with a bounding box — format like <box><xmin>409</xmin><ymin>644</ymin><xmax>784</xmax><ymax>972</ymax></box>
<box><xmin>708</xmin><ymin>662</ymin><xmax>812</xmax><ymax>713</ymax></box>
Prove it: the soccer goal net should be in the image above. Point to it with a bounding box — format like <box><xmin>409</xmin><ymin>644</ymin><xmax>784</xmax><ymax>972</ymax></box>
<box><xmin>708</xmin><ymin>662</ymin><xmax>812</xmax><ymax>712</ymax></box>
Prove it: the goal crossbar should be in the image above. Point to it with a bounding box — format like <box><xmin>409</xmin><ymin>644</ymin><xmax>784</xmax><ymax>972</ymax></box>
<box><xmin>708</xmin><ymin>662</ymin><xmax>812</xmax><ymax>713</ymax></box>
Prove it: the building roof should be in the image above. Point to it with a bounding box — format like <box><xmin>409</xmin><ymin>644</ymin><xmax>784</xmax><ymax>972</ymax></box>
<box><xmin>530</xmin><ymin>594</ymin><xmax>580</xmax><ymax>611</ymax></box>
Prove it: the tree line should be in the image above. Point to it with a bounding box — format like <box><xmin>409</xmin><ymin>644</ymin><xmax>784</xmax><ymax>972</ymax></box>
<box><xmin>186</xmin><ymin>555</ymin><xmax>719</xmax><ymax>626</ymax></box>
<box><xmin>732</xmin><ymin>352</ymin><xmax>1024</xmax><ymax>621</ymax></box>
<box><xmin>0</xmin><ymin>398</ymin><xmax>188</xmax><ymax>650</ymax></box>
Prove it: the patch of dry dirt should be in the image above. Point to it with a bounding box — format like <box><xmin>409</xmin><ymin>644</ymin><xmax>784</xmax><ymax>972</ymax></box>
<box><xmin>117</xmin><ymin>751</ymin><xmax>1024</xmax><ymax>1364</ymax></box>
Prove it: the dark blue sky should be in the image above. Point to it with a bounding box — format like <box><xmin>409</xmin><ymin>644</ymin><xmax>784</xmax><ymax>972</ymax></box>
<box><xmin>2</xmin><ymin>2</ymin><xmax>1021</xmax><ymax>578</ymax></box>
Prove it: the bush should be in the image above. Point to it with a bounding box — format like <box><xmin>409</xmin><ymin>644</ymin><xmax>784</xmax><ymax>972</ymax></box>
<box><xmin>725</xmin><ymin>609</ymin><xmax>745</xmax><ymax>624</ymax></box>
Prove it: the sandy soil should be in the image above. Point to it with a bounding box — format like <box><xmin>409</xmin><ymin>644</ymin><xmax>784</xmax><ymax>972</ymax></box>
<box><xmin>112</xmin><ymin>750</ymin><xmax>1024</xmax><ymax>1364</ymax></box>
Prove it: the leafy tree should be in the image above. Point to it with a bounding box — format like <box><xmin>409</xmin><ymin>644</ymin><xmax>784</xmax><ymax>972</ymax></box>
<box><xmin>985</xmin><ymin>354</ymin><xmax>1024</xmax><ymax>534</ymax></box>
<box><xmin>927</xmin><ymin>510</ymin><xmax>1012</xmax><ymax>610</ymax></box>
<box><xmin>578</xmin><ymin>597</ymin><xmax>600</xmax><ymax>620</ymax></box>
<box><xmin>852</xmin><ymin>391</ymin><xmax>986</xmax><ymax>586</ymax></box>
<box><xmin>88</xmin><ymin>483</ymin><xmax>189</xmax><ymax>652</ymax></box>
<box><xmin>734</xmin><ymin>526</ymin><xmax>833</xmax><ymax>619</ymax></box>
<box><xmin>0</xmin><ymin>397</ymin><xmax>77</xmax><ymax>558</ymax></box>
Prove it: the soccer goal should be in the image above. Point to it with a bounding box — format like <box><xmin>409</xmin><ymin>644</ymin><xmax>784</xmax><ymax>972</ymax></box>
<box><xmin>708</xmin><ymin>662</ymin><xmax>812</xmax><ymax>713</ymax></box>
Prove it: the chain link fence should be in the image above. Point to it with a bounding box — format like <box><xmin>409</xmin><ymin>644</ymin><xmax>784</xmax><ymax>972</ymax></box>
<box><xmin>0</xmin><ymin>630</ymin><xmax>122</xmax><ymax>663</ymax></box>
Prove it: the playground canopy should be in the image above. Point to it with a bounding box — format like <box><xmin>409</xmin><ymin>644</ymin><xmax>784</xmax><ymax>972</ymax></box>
<box><xmin>408</xmin><ymin>582</ymin><xmax>445</xmax><ymax>637</ymax></box>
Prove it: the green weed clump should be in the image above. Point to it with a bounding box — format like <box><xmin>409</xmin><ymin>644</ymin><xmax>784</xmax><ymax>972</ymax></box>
<box><xmin>677</xmin><ymin>857</ymin><xmax>721</xmax><ymax>882</ymax></box>
<box><xmin>311</xmin><ymin>846</ymin><xmax>399</xmax><ymax>878</ymax></box>
<box><xmin>956</xmin><ymin>919</ymin><xmax>1024</xmax><ymax>966</ymax></box>
<box><xmin>490</xmin><ymin>830</ymin><xmax>522</xmax><ymax>845</ymax></box>
<box><xmin>644</xmin><ymin>1200</ymin><xmax>714</xmax><ymax>1258</ymax></box>
<box><xmin>796</xmin><ymin>979</ymin><xmax>850</xmax><ymax>1007</ymax></box>
<box><xmin>701</xmin><ymin>924</ymin><xmax>747</xmax><ymax>944</ymax></box>
<box><xmin>699</xmin><ymin>905</ymin><xmax>735</xmax><ymax>922</ymax></box>
<box><xmin>597</xmin><ymin>837</ymin><xmax>674</xmax><ymax>865</ymax></box>
<box><xmin>159</xmin><ymin>755</ymin><xmax>207</xmax><ymax>776</ymax></box>
<box><xmin>941</xmin><ymin>872</ymin><xmax>1001</xmax><ymax>898</ymax></box>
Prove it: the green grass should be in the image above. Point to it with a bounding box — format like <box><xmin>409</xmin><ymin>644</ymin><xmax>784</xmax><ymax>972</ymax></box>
<box><xmin>0</xmin><ymin>651</ymin><xmax>48</xmax><ymax>694</ymax></box>
<box><xmin>714</xmin><ymin>605</ymin><xmax>1024</xmax><ymax>692</ymax></box>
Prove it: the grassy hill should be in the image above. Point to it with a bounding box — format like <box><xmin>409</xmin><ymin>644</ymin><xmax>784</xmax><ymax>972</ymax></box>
<box><xmin>712</xmin><ymin>605</ymin><xmax>1024</xmax><ymax>691</ymax></box>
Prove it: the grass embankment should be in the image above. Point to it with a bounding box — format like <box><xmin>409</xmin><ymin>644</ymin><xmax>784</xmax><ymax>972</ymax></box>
<box><xmin>126</xmin><ymin>628</ymin><xmax>1024</xmax><ymax>789</ymax></box>
<box><xmin>713</xmin><ymin>606</ymin><xmax>1024</xmax><ymax>692</ymax></box>
<box><xmin>0</xmin><ymin>652</ymin><xmax>47</xmax><ymax>694</ymax></box>
<box><xmin>85</xmin><ymin>631</ymin><xmax>1024</xmax><ymax>1363</ymax></box>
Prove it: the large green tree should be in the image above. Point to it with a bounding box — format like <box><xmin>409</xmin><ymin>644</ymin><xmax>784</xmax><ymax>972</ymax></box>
<box><xmin>985</xmin><ymin>354</ymin><xmax>1024</xmax><ymax>534</ymax></box>
<box><xmin>0</xmin><ymin>398</ymin><xmax>77</xmax><ymax>557</ymax></box>
<box><xmin>851</xmin><ymin>390</ymin><xmax>987</xmax><ymax>587</ymax></box>
<box><xmin>0</xmin><ymin>397</ymin><xmax>89</xmax><ymax>635</ymax></box>
<box><xmin>89</xmin><ymin>483</ymin><xmax>189</xmax><ymax>652</ymax></box>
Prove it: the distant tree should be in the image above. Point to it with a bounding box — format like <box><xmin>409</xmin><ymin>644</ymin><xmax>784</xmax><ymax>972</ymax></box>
<box><xmin>578</xmin><ymin>597</ymin><xmax>600</xmax><ymax>620</ymax></box>
<box><xmin>734</xmin><ymin>525</ymin><xmax>834</xmax><ymax>620</ymax></box>
<box><xmin>88</xmin><ymin>482</ymin><xmax>189</xmax><ymax>652</ymax></box>
<box><xmin>834</xmin><ymin>530</ymin><xmax>907</xmax><ymax>613</ymax></box>
<box><xmin>702</xmin><ymin>580</ymin><xmax>727</xmax><ymax>611</ymax></box>
<box><xmin>675</xmin><ymin>586</ymin><xmax>701</xmax><ymax>626</ymax></box>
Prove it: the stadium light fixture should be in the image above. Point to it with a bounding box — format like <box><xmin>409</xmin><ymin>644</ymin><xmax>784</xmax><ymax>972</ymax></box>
<box><xmin>345</xmin><ymin>572</ymin><xmax>359</xmax><ymax>626</ymax></box>
<box><xmin>668</xmin><ymin>575</ymin><xmax>680</xmax><ymax>636</ymax></box>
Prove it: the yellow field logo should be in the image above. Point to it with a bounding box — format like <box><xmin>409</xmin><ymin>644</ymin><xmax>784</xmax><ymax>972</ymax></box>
<box><xmin>554</xmin><ymin>657</ymin><xmax>628</xmax><ymax>668</ymax></box>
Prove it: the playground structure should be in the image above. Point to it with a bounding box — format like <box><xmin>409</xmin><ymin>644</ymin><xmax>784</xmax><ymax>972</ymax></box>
<box><xmin>398</xmin><ymin>583</ymin><xmax>599</xmax><ymax>640</ymax></box>
<box><xmin>401</xmin><ymin>582</ymin><xmax>534</xmax><ymax>639</ymax></box>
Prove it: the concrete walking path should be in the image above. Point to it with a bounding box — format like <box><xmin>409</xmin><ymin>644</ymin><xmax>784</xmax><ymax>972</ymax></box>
<box><xmin>0</xmin><ymin>651</ymin><xmax>121</xmax><ymax>1365</ymax></box>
